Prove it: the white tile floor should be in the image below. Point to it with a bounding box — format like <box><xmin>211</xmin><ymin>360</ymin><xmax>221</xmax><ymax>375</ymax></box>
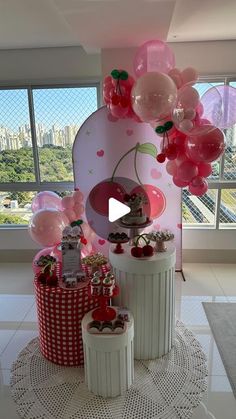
<box><xmin>0</xmin><ymin>262</ymin><xmax>236</xmax><ymax>418</ymax></box>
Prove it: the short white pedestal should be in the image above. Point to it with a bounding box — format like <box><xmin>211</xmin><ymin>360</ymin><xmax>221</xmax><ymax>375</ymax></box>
<box><xmin>110</xmin><ymin>246</ymin><xmax>176</xmax><ymax>360</ymax></box>
<box><xmin>82</xmin><ymin>309</ymin><xmax>134</xmax><ymax>398</ymax></box>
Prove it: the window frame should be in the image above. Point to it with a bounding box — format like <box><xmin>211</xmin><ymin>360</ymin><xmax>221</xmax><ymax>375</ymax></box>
<box><xmin>183</xmin><ymin>75</ymin><xmax>236</xmax><ymax>230</ymax></box>
<box><xmin>0</xmin><ymin>81</ymin><xmax>100</xmax><ymax>228</ymax></box>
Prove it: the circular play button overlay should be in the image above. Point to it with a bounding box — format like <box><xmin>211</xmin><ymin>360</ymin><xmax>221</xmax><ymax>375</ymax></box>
<box><xmin>86</xmin><ymin>177</ymin><xmax>152</xmax><ymax>240</ymax></box>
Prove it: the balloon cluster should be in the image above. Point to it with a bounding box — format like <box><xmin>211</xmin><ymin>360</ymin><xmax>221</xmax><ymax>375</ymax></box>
<box><xmin>103</xmin><ymin>39</ymin><xmax>236</xmax><ymax>196</ymax></box>
<box><xmin>29</xmin><ymin>190</ymin><xmax>95</xmax><ymax>273</ymax></box>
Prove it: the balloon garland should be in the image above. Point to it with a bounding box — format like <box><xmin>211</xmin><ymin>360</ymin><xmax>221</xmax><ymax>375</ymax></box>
<box><xmin>102</xmin><ymin>39</ymin><xmax>236</xmax><ymax>197</ymax></box>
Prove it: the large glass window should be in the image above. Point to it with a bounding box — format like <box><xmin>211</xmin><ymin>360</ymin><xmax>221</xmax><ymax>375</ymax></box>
<box><xmin>0</xmin><ymin>84</ymin><xmax>99</xmax><ymax>225</ymax></box>
<box><xmin>183</xmin><ymin>78</ymin><xmax>236</xmax><ymax>230</ymax></box>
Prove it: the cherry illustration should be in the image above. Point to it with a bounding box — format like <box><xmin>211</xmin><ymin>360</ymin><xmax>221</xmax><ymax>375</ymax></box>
<box><xmin>131</xmin><ymin>184</ymin><xmax>166</xmax><ymax>219</ymax></box>
<box><xmin>131</xmin><ymin>246</ymin><xmax>143</xmax><ymax>258</ymax></box>
<box><xmin>89</xmin><ymin>181</ymin><xmax>126</xmax><ymax>216</ymax></box>
<box><xmin>156</xmin><ymin>153</ymin><xmax>166</xmax><ymax>163</ymax></box>
<box><xmin>142</xmin><ymin>244</ymin><xmax>154</xmax><ymax>257</ymax></box>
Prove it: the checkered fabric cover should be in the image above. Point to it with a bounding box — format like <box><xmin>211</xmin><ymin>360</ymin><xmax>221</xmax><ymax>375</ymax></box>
<box><xmin>34</xmin><ymin>279</ymin><xmax>99</xmax><ymax>366</ymax></box>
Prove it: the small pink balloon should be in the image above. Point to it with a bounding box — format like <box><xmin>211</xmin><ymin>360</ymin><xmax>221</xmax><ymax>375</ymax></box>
<box><xmin>197</xmin><ymin>162</ymin><xmax>212</xmax><ymax>178</ymax></box>
<box><xmin>166</xmin><ymin>160</ymin><xmax>177</xmax><ymax>176</ymax></box>
<box><xmin>109</xmin><ymin>103</ymin><xmax>129</xmax><ymax>119</ymax></box>
<box><xmin>73</xmin><ymin>190</ymin><xmax>84</xmax><ymax>203</ymax></box>
<box><xmin>186</xmin><ymin>127</ymin><xmax>225</xmax><ymax>163</ymax></box>
<box><xmin>181</xmin><ymin>67</ymin><xmax>199</xmax><ymax>84</ymax></box>
<box><xmin>131</xmin><ymin>72</ymin><xmax>177</xmax><ymax>122</ymax></box>
<box><xmin>61</xmin><ymin>195</ymin><xmax>75</xmax><ymax>210</ymax></box>
<box><xmin>32</xmin><ymin>246</ymin><xmax>54</xmax><ymax>274</ymax></box>
<box><xmin>81</xmin><ymin>221</ymin><xmax>93</xmax><ymax>239</ymax></box>
<box><xmin>168</xmin><ymin>68</ymin><xmax>183</xmax><ymax>89</ymax></box>
<box><xmin>29</xmin><ymin>209</ymin><xmax>69</xmax><ymax>247</ymax></box>
<box><xmin>177</xmin><ymin>160</ymin><xmax>198</xmax><ymax>183</ymax></box>
<box><xmin>189</xmin><ymin>176</ymin><xmax>208</xmax><ymax>196</ymax></box>
<box><xmin>184</xmin><ymin>108</ymin><xmax>196</xmax><ymax>120</ymax></box>
<box><xmin>63</xmin><ymin>209</ymin><xmax>77</xmax><ymax>222</ymax></box>
<box><xmin>74</xmin><ymin>203</ymin><xmax>85</xmax><ymax>216</ymax></box>
<box><xmin>173</xmin><ymin>175</ymin><xmax>189</xmax><ymax>188</ymax></box>
<box><xmin>179</xmin><ymin>119</ymin><xmax>194</xmax><ymax>132</ymax></box>
<box><xmin>180</xmin><ymin>85</ymin><xmax>200</xmax><ymax>109</ymax></box>
<box><xmin>133</xmin><ymin>39</ymin><xmax>175</xmax><ymax>77</ymax></box>
<box><xmin>31</xmin><ymin>191</ymin><xmax>62</xmax><ymax>213</ymax></box>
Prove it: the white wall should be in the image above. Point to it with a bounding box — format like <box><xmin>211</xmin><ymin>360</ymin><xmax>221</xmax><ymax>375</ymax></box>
<box><xmin>1</xmin><ymin>41</ymin><xmax>236</xmax><ymax>261</ymax></box>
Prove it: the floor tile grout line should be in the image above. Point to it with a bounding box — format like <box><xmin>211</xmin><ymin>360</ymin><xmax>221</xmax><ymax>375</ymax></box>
<box><xmin>209</xmin><ymin>263</ymin><xmax>230</xmax><ymax>301</ymax></box>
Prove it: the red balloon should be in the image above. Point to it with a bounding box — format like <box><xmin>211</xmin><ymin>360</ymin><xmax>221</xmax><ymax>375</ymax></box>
<box><xmin>186</xmin><ymin>127</ymin><xmax>225</xmax><ymax>163</ymax></box>
<box><xmin>177</xmin><ymin>160</ymin><xmax>198</xmax><ymax>183</ymax></box>
<box><xmin>197</xmin><ymin>162</ymin><xmax>212</xmax><ymax>178</ymax></box>
<box><xmin>189</xmin><ymin>176</ymin><xmax>208</xmax><ymax>196</ymax></box>
<box><xmin>173</xmin><ymin>175</ymin><xmax>189</xmax><ymax>188</ymax></box>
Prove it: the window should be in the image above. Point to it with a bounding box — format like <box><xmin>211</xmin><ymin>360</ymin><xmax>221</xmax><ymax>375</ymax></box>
<box><xmin>0</xmin><ymin>84</ymin><xmax>99</xmax><ymax>226</ymax></box>
<box><xmin>183</xmin><ymin>78</ymin><xmax>236</xmax><ymax>229</ymax></box>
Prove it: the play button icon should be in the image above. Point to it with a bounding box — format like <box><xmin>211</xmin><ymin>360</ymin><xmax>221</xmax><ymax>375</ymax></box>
<box><xmin>108</xmin><ymin>198</ymin><xmax>131</xmax><ymax>222</ymax></box>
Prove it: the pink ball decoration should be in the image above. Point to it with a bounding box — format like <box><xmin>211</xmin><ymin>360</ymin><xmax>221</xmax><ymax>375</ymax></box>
<box><xmin>131</xmin><ymin>72</ymin><xmax>177</xmax><ymax>122</ymax></box>
<box><xmin>189</xmin><ymin>176</ymin><xmax>208</xmax><ymax>196</ymax></box>
<box><xmin>186</xmin><ymin>127</ymin><xmax>225</xmax><ymax>163</ymax></box>
<box><xmin>173</xmin><ymin>175</ymin><xmax>189</xmax><ymax>188</ymax></box>
<box><xmin>32</xmin><ymin>246</ymin><xmax>54</xmax><ymax>274</ymax></box>
<box><xmin>74</xmin><ymin>203</ymin><xmax>85</xmax><ymax>217</ymax></box>
<box><xmin>61</xmin><ymin>196</ymin><xmax>75</xmax><ymax>210</ymax></box>
<box><xmin>177</xmin><ymin>160</ymin><xmax>198</xmax><ymax>183</ymax></box>
<box><xmin>179</xmin><ymin>85</ymin><xmax>200</xmax><ymax>109</ymax></box>
<box><xmin>31</xmin><ymin>191</ymin><xmax>62</xmax><ymax>213</ymax></box>
<box><xmin>197</xmin><ymin>162</ymin><xmax>212</xmax><ymax>178</ymax></box>
<box><xmin>166</xmin><ymin>160</ymin><xmax>177</xmax><ymax>176</ymax></box>
<box><xmin>133</xmin><ymin>39</ymin><xmax>175</xmax><ymax>78</ymax></box>
<box><xmin>168</xmin><ymin>68</ymin><xmax>183</xmax><ymax>89</ymax></box>
<box><xmin>73</xmin><ymin>190</ymin><xmax>84</xmax><ymax>203</ymax></box>
<box><xmin>29</xmin><ymin>209</ymin><xmax>69</xmax><ymax>247</ymax></box>
<box><xmin>181</xmin><ymin>67</ymin><xmax>199</xmax><ymax>85</ymax></box>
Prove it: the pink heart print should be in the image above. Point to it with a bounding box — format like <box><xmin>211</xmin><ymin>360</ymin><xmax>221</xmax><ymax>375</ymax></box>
<box><xmin>98</xmin><ymin>239</ymin><xmax>106</xmax><ymax>245</ymax></box>
<box><xmin>126</xmin><ymin>129</ymin><xmax>133</xmax><ymax>136</ymax></box>
<box><xmin>97</xmin><ymin>149</ymin><xmax>104</xmax><ymax>157</ymax></box>
<box><xmin>107</xmin><ymin>113</ymin><xmax>118</xmax><ymax>122</ymax></box>
<box><xmin>177</xmin><ymin>223</ymin><xmax>182</xmax><ymax>229</ymax></box>
<box><xmin>150</xmin><ymin>168</ymin><xmax>162</xmax><ymax>179</ymax></box>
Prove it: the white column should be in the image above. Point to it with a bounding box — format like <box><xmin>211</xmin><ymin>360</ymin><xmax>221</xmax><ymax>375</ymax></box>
<box><xmin>110</xmin><ymin>246</ymin><xmax>176</xmax><ymax>360</ymax></box>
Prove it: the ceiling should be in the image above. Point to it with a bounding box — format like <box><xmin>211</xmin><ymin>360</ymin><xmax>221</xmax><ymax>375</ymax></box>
<box><xmin>0</xmin><ymin>0</ymin><xmax>236</xmax><ymax>52</ymax></box>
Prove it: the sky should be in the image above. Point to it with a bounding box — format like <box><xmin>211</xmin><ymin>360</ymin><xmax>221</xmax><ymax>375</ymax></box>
<box><xmin>0</xmin><ymin>86</ymin><xmax>98</xmax><ymax>132</ymax></box>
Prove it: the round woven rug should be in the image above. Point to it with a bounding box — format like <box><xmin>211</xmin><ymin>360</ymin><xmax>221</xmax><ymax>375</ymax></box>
<box><xmin>10</xmin><ymin>321</ymin><xmax>207</xmax><ymax>419</ymax></box>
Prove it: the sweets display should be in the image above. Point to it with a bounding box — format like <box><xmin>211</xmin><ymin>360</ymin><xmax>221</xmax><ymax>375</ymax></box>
<box><xmin>82</xmin><ymin>253</ymin><xmax>108</xmax><ymax>275</ymax></box>
<box><xmin>87</xmin><ymin>319</ymin><xmax>126</xmax><ymax>334</ymax></box>
<box><xmin>147</xmin><ymin>230</ymin><xmax>174</xmax><ymax>252</ymax></box>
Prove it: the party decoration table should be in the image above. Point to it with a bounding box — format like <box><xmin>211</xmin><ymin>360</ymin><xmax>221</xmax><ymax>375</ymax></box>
<box><xmin>82</xmin><ymin>309</ymin><xmax>134</xmax><ymax>397</ymax></box>
<box><xmin>110</xmin><ymin>246</ymin><xmax>176</xmax><ymax>359</ymax></box>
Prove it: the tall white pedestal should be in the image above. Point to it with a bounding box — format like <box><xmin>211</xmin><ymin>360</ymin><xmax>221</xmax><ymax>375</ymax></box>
<box><xmin>82</xmin><ymin>309</ymin><xmax>134</xmax><ymax>398</ymax></box>
<box><xmin>110</xmin><ymin>246</ymin><xmax>176</xmax><ymax>360</ymax></box>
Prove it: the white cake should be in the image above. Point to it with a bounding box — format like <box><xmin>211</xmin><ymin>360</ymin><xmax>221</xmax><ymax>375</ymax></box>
<box><xmin>121</xmin><ymin>193</ymin><xmax>148</xmax><ymax>226</ymax></box>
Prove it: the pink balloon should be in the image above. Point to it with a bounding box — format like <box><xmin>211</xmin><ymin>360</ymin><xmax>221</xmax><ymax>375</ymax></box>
<box><xmin>179</xmin><ymin>119</ymin><xmax>194</xmax><ymax>132</ymax></box>
<box><xmin>73</xmin><ymin>190</ymin><xmax>84</xmax><ymax>203</ymax></box>
<box><xmin>173</xmin><ymin>175</ymin><xmax>189</xmax><ymax>188</ymax></box>
<box><xmin>31</xmin><ymin>191</ymin><xmax>62</xmax><ymax>213</ymax></box>
<box><xmin>189</xmin><ymin>176</ymin><xmax>208</xmax><ymax>196</ymax></box>
<box><xmin>81</xmin><ymin>221</ymin><xmax>93</xmax><ymax>239</ymax></box>
<box><xmin>63</xmin><ymin>209</ymin><xmax>77</xmax><ymax>222</ymax></box>
<box><xmin>131</xmin><ymin>72</ymin><xmax>177</xmax><ymax>122</ymax></box>
<box><xmin>181</xmin><ymin>67</ymin><xmax>199</xmax><ymax>84</ymax></box>
<box><xmin>179</xmin><ymin>85</ymin><xmax>200</xmax><ymax>109</ymax></box>
<box><xmin>110</xmin><ymin>103</ymin><xmax>129</xmax><ymax>118</ymax></box>
<box><xmin>175</xmin><ymin>152</ymin><xmax>188</xmax><ymax>167</ymax></box>
<box><xmin>177</xmin><ymin>160</ymin><xmax>198</xmax><ymax>183</ymax></box>
<box><xmin>61</xmin><ymin>195</ymin><xmax>74</xmax><ymax>210</ymax></box>
<box><xmin>184</xmin><ymin>108</ymin><xmax>196</xmax><ymax>120</ymax></box>
<box><xmin>133</xmin><ymin>40</ymin><xmax>175</xmax><ymax>77</ymax></box>
<box><xmin>51</xmin><ymin>244</ymin><xmax>62</xmax><ymax>263</ymax></box>
<box><xmin>197</xmin><ymin>162</ymin><xmax>212</xmax><ymax>178</ymax></box>
<box><xmin>207</xmin><ymin>85</ymin><xmax>236</xmax><ymax>129</ymax></box>
<box><xmin>168</xmin><ymin>68</ymin><xmax>183</xmax><ymax>89</ymax></box>
<box><xmin>29</xmin><ymin>209</ymin><xmax>69</xmax><ymax>247</ymax></box>
<box><xmin>186</xmin><ymin>127</ymin><xmax>225</xmax><ymax>163</ymax></box>
<box><xmin>32</xmin><ymin>247</ymin><xmax>54</xmax><ymax>274</ymax></box>
<box><xmin>166</xmin><ymin>160</ymin><xmax>177</xmax><ymax>176</ymax></box>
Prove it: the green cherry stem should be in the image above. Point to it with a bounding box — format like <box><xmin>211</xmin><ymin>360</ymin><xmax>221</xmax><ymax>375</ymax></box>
<box><xmin>111</xmin><ymin>144</ymin><xmax>138</xmax><ymax>181</ymax></box>
<box><xmin>134</xmin><ymin>233</ymin><xmax>149</xmax><ymax>247</ymax></box>
<box><xmin>134</xmin><ymin>144</ymin><xmax>143</xmax><ymax>185</ymax></box>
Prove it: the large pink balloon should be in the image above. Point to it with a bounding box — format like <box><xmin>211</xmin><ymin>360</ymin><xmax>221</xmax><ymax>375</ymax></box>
<box><xmin>186</xmin><ymin>128</ymin><xmax>225</xmax><ymax>163</ymax></box>
<box><xmin>204</xmin><ymin>85</ymin><xmax>236</xmax><ymax>129</ymax></box>
<box><xmin>189</xmin><ymin>176</ymin><xmax>208</xmax><ymax>196</ymax></box>
<box><xmin>61</xmin><ymin>196</ymin><xmax>74</xmax><ymax>209</ymax></box>
<box><xmin>32</xmin><ymin>246</ymin><xmax>54</xmax><ymax>274</ymax></box>
<box><xmin>181</xmin><ymin>67</ymin><xmax>199</xmax><ymax>85</ymax></box>
<box><xmin>173</xmin><ymin>175</ymin><xmax>189</xmax><ymax>188</ymax></box>
<box><xmin>133</xmin><ymin>40</ymin><xmax>175</xmax><ymax>77</ymax></box>
<box><xmin>177</xmin><ymin>160</ymin><xmax>198</xmax><ymax>183</ymax></box>
<box><xmin>29</xmin><ymin>209</ymin><xmax>69</xmax><ymax>247</ymax></box>
<box><xmin>131</xmin><ymin>72</ymin><xmax>177</xmax><ymax>122</ymax></box>
<box><xmin>197</xmin><ymin>162</ymin><xmax>212</xmax><ymax>178</ymax></box>
<box><xmin>31</xmin><ymin>191</ymin><xmax>62</xmax><ymax>213</ymax></box>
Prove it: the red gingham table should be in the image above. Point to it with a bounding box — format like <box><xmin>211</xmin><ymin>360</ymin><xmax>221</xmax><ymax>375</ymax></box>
<box><xmin>34</xmin><ymin>278</ymin><xmax>99</xmax><ymax>366</ymax></box>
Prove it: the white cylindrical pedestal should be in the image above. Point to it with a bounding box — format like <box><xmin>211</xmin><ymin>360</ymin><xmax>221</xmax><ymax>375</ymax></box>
<box><xmin>82</xmin><ymin>309</ymin><xmax>134</xmax><ymax>398</ymax></box>
<box><xmin>110</xmin><ymin>246</ymin><xmax>176</xmax><ymax>360</ymax></box>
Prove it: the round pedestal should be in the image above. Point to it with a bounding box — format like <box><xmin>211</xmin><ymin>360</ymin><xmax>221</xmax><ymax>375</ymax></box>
<box><xmin>110</xmin><ymin>246</ymin><xmax>176</xmax><ymax>360</ymax></box>
<box><xmin>82</xmin><ymin>309</ymin><xmax>134</xmax><ymax>398</ymax></box>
